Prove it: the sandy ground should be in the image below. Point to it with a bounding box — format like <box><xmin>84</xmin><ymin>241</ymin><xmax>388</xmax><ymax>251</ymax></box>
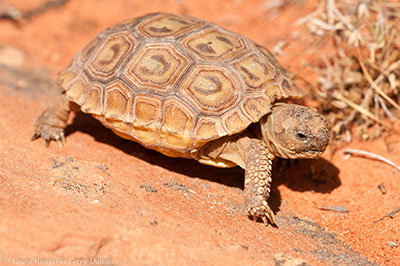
<box><xmin>0</xmin><ymin>0</ymin><xmax>399</xmax><ymax>265</ymax></box>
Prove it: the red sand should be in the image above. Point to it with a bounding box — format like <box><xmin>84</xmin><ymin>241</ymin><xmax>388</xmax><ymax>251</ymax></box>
<box><xmin>0</xmin><ymin>0</ymin><xmax>398</xmax><ymax>265</ymax></box>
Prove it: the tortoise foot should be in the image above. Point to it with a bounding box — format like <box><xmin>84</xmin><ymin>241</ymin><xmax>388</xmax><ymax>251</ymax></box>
<box><xmin>32</xmin><ymin>119</ymin><xmax>66</xmax><ymax>147</ymax></box>
<box><xmin>32</xmin><ymin>96</ymin><xmax>72</xmax><ymax>147</ymax></box>
<box><xmin>249</xmin><ymin>200</ymin><xmax>275</xmax><ymax>225</ymax></box>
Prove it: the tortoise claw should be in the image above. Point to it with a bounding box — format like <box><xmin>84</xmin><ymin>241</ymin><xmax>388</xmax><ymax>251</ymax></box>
<box><xmin>261</xmin><ymin>216</ymin><xmax>268</xmax><ymax>224</ymax></box>
<box><xmin>56</xmin><ymin>137</ymin><xmax>63</xmax><ymax>148</ymax></box>
<box><xmin>45</xmin><ymin>139</ymin><xmax>51</xmax><ymax>147</ymax></box>
<box><xmin>31</xmin><ymin>132</ymin><xmax>41</xmax><ymax>141</ymax></box>
<box><xmin>32</xmin><ymin>127</ymin><xmax>66</xmax><ymax>148</ymax></box>
<box><xmin>60</xmin><ymin>132</ymin><xmax>66</xmax><ymax>145</ymax></box>
<box><xmin>264</xmin><ymin>208</ymin><xmax>275</xmax><ymax>226</ymax></box>
<box><xmin>248</xmin><ymin>203</ymin><xmax>276</xmax><ymax>226</ymax></box>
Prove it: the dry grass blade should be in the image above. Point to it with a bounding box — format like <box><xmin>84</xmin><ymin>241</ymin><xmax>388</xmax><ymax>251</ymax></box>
<box><xmin>373</xmin><ymin>207</ymin><xmax>400</xmax><ymax>223</ymax></box>
<box><xmin>295</xmin><ymin>0</ymin><xmax>400</xmax><ymax>142</ymax></box>
<box><xmin>333</xmin><ymin>91</ymin><xmax>390</xmax><ymax>128</ymax></box>
<box><xmin>357</xmin><ymin>49</ymin><xmax>400</xmax><ymax>113</ymax></box>
<box><xmin>342</xmin><ymin>148</ymin><xmax>400</xmax><ymax>171</ymax></box>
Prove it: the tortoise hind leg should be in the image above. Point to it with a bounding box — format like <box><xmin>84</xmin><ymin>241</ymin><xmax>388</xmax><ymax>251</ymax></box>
<box><xmin>32</xmin><ymin>94</ymin><xmax>78</xmax><ymax>147</ymax></box>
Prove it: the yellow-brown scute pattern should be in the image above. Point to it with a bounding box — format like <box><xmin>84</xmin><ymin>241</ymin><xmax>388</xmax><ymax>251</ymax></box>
<box><xmin>59</xmin><ymin>12</ymin><xmax>303</xmax><ymax>157</ymax></box>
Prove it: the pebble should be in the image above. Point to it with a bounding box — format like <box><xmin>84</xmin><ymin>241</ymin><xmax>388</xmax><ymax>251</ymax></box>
<box><xmin>386</xmin><ymin>241</ymin><xmax>398</xmax><ymax>247</ymax></box>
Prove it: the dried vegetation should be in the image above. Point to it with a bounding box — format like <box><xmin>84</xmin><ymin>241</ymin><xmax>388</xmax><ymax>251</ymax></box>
<box><xmin>294</xmin><ymin>0</ymin><xmax>400</xmax><ymax>142</ymax></box>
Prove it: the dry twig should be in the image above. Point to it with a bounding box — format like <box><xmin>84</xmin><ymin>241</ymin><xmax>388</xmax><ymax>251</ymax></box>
<box><xmin>313</xmin><ymin>203</ymin><xmax>349</xmax><ymax>213</ymax></box>
<box><xmin>373</xmin><ymin>207</ymin><xmax>400</xmax><ymax>223</ymax></box>
<box><xmin>342</xmin><ymin>148</ymin><xmax>400</xmax><ymax>171</ymax></box>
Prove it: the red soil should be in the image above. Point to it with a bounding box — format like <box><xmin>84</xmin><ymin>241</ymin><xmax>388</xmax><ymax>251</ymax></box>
<box><xmin>0</xmin><ymin>0</ymin><xmax>398</xmax><ymax>265</ymax></box>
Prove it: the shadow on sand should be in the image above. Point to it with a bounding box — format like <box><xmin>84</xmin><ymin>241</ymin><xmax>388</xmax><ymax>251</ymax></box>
<box><xmin>67</xmin><ymin>112</ymin><xmax>341</xmax><ymax>213</ymax></box>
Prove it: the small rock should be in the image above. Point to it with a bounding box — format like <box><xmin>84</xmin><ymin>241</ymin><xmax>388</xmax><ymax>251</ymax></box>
<box><xmin>274</xmin><ymin>253</ymin><xmax>309</xmax><ymax>266</ymax></box>
<box><xmin>140</xmin><ymin>185</ymin><xmax>158</xmax><ymax>193</ymax></box>
<box><xmin>0</xmin><ymin>45</ymin><xmax>25</xmax><ymax>67</ymax></box>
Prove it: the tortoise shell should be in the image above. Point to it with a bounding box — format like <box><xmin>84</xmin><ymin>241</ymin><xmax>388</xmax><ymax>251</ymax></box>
<box><xmin>56</xmin><ymin>12</ymin><xmax>303</xmax><ymax>158</ymax></box>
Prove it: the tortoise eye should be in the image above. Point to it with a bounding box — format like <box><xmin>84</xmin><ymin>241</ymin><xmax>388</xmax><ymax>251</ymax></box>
<box><xmin>296</xmin><ymin>131</ymin><xmax>307</xmax><ymax>140</ymax></box>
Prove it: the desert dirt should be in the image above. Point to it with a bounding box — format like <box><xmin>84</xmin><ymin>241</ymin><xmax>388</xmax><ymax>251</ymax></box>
<box><xmin>0</xmin><ymin>0</ymin><xmax>399</xmax><ymax>265</ymax></box>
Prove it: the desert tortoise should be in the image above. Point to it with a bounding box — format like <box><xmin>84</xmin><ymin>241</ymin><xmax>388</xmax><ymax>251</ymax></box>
<box><xmin>32</xmin><ymin>12</ymin><xmax>330</xmax><ymax>225</ymax></box>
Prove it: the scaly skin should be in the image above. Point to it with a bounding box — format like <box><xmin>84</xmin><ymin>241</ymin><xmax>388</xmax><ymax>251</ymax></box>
<box><xmin>32</xmin><ymin>95</ymin><xmax>76</xmax><ymax>147</ymax></box>
<box><xmin>238</xmin><ymin>137</ymin><xmax>275</xmax><ymax>224</ymax></box>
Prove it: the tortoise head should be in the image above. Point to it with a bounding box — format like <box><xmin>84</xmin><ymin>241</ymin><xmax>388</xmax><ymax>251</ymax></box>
<box><xmin>260</xmin><ymin>104</ymin><xmax>330</xmax><ymax>159</ymax></box>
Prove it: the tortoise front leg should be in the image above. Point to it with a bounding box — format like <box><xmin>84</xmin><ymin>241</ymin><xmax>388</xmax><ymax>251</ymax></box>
<box><xmin>235</xmin><ymin>137</ymin><xmax>275</xmax><ymax>224</ymax></box>
<box><xmin>32</xmin><ymin>94</ymin><xmax>78</xmax><ymax>147</ymax></box>
<box><xmin>198</xmin><ymin>135</ymin><xmax>275</xmax><ymax>225</ymax></box>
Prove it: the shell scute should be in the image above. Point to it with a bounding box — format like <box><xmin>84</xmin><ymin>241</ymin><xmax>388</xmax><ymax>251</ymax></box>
<box><xmin>232</xmin><ymin>54</ymin><xmax>276</xmax><ymax>90</ymax></box>
<box><xmin>65</xmin><ymin>75</ymin><xmax>89</xmax><ymax>106</ymax></box>
<box><xmin>136</xmin><ymin>13</ymin><xmax>202</xmax><ymax>38</ymax></box>
<box><xmin>160</xmin><ymin>98</ymin><xmax>195</xmax><ymax>150</ymax></box>
<box><xmin>242</xmin><ymin>96</ymin><xmax>272</xmax><ymax>123</ymax></box>
<box><xmin>122</xmin><ymin>44</ymin><xmax>192</xmax><ymax>94</ymax></box>
<box><xmin>194</xmin><ymin>117</ymin><xmax>226</xmax><ymax>147</ymax></box>
<box><xmin>181</xmin><ymin>28</ymin><xmax>246</xmax><ymax>60</ymax></box>
<box><xmin>132</xmin><ymin>94</ymin><xmax>162</xmax><ymax>127</ymax></box>
<box><xmin>81</xmin><ymin>84</ymin><xmax>103</xmax><ymax>114</ymax></box>
<box><xmin>178</xmin><ymin>66</ymin><xmax>241</xmax><ymax>114</ymax></box>
<box><xmin>222</xmin><ymin>109</ymin><xmax>251</xmax><ymax>135</ymax></box>
<box><xmin>104</xmin><ymin>81</ymin><xmax>134</xmax><ymax>121</ymax></box>
<box><xmin>130</xmin><ymin>96</ymin><xmax>162</xmax><ymax>146</ymax></box>
<box><xmin>86</xmin><ymin>31</ymin><xmax>139</xmax><ymax>82</ymax></box>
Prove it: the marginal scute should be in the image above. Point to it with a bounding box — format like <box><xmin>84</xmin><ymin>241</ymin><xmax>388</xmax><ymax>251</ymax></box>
<box><xmin>132</xmin><ymin>94</ymin><xmax>162</xmax><ymax>127</ymax></box>
<box><xmin>161</xmin><ymin>98</ymin><xmax>194</xmax><ymax>149</ymax></box>
<box><xmin>65</xmin><ymin>76</ymin><xmax>88</xmax><ymax>106</ymax></box>
<box><xmin>256</xmin><ymin>44</ymin><xmax>278</xmax><ymax>63</ymax></box>
<box><xmin>233</xmin><ymin>54</ymin><xmax>275</xmax><ymax>89</ymax></box>
<box><xmin>242</xmin><ymin>96</ymin><xmax>272</xmax><ymax>122</ymax></box>
<box><xmin>222</xmin><ymin>110</ymin><xmax>250</xmax><ymax>135</ymax></box>
<box><xmin>130</xmin><ymin>125</ymin><xmax>158</xmax><ymax>146</ymax></box>
<box><xmin>87</xmin><ymin>32</ymin><xmax>137</xmax><ymax>80</ymax></box>
<box><xmin>194</xmin><ymin>117</ymin><xmax>225</xmax><ymax>147</ymax></box>
<box><xmin>123</xmin><ymin>44</ymin><xmax>191</xmax><ymax>93</ymax></box>
<box><xmin>137</xmin><ymin>13</ymin><xmax>201</xmax><ymax>38</ymax></box>
<box><xmin>264</xmin><ymin>84</ymin><xmax>282</xmax><ymax>102</ymax></box>
<box><xmin>180</xmin><ymin>67</ymin><xmax>240</xmax><ymax>113</ymax></box>
<box><xmin>182</xmin><ymin>28</ymin><xmax>246</xmax><ymax>60</ymax></box>
<box><xmin>109</xmin><ymin>121</ymin><xmax>134</xmax><ymax>136</ymax></box>
<box><xmin>104</xmin><ymin>81</ymin><xmax>132</xmax><ymax>120</ymax></box>
<box><xmin>56</xmin><ymin>66</ymin><xmax>78</xmax><ymax>89</ymax></box>
<box><xmin>81</xmin><ymin>84</ymin><xmax>103</xmax><ymax>114</ymax></box>
<box><xmin>131</xmin><ymin>95</ymin><xmax>162</xmax><ymax>145</ymax></box>
<box><xmin>280</xmin><ymin>78</ymin><xmax>304</xmax><ymax>98</ymax></box>
<box><xmin>162</xmin><ymin>101</ymin><xmax>188</xmax><ymax>134</ymax></box>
